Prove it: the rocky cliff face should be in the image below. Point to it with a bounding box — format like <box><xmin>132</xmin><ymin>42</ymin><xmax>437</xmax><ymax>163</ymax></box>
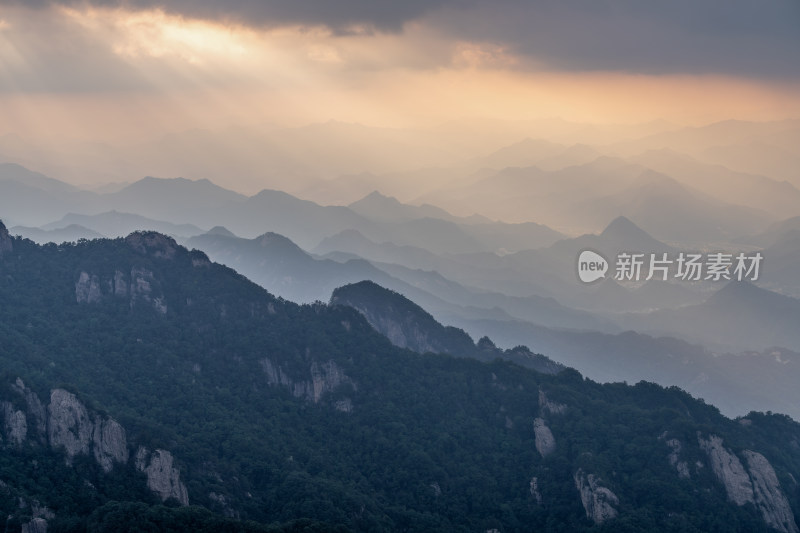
<box><xmin>261</xmin><ymin>357</ymin><xmax>356</xmax><ymax>406</ymax></box>
<box><xmin>47</xmin><ymin>389</ymin><xmax>96</xmax><ymax>462</ymax></box>
<box><xmin>135</xmin><ymin>447</ymin><xmax>189</xmax><ymax>505</ymax></box>
<box><xmin>2</xmin><ymin>402</ymin><xmax>27</xmax><ymax>447</ymax></box>
<box><xmin>698</xmin><ymin>434</ymin><xmax>754</xmax><ymax>505</ymax></box>
<box><xmin>73</xmin><ymin>232</ymin><xmax>207</xmax><ymax>314</ymax></box>
<box><xmin>76</xmin><ymin>267</ymin><xmax>167</xmax><ymax>314</ymax></box>
<box><xmin>0</xmin><ymin>220</ymin><xmax>12</xmax><ymax>256</ymax></box>
<box><xmin>529</xmin><ymin>477</ymin><xmax>542</xmax><ymax>505</ymax></box>
<box><xmin>699</xmin><ymin>434</ymin><xmax>798</xmax><ymax>533</ymax></box>
<box><xmin>574</xmin><ymin>469</ymin><xmax>619</xmax><ymax>524</ymax></box>
<box><xmin>1</xmin><ymin>379</ymin><xmax>186</xmax><ymax>505</ymax></box>
<box><xmin>330</xmin><ymin>280</ymin><xmax>476</xmax><ymax>357</ymax></box>
<box><xmin>664</xmin><ymin>438</ymin><xmax>690</xmax><ymax>479</ymax></box>
<box><xmin>533</xmin><ymin>418</ymin><xmax>556</xmax><ymax>458</ymax></box>
<box><xmin>538</xmin><ymin>390</ymin><xmax>567</xmax><ymax>415</ymax></box>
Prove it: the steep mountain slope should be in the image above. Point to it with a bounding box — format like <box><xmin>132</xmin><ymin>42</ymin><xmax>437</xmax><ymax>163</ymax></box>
<box><xmin>1</xmin><ymin>222</ymin><xmax>800</xmax><ymax>531</ymax></box>
<box><xmin>330</xmin><ymin>280</ymin><xmax>564</xmax><ymax>375</ymax></box>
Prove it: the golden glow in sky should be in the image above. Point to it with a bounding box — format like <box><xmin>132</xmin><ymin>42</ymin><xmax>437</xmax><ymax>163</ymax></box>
<box><xmin>0</xmin><ymin>3</ymin><xmax>798</xmax><ymax>143</ymax></box>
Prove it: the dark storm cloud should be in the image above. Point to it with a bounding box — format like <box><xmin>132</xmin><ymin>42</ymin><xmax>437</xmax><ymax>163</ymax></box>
<box><xmin>1</xmin><ymin>0</ymin><xmax>467</xmax><ymax>32</ymax></box>
<box><xmin>3</xmin><ymin>0</ymin><xmax>799</xmax><ymax>78</ymax></box>
<box><xmin>435</xmin><ymin>0</ymin><xmax>800</xmax><ymax>78</ymax></box>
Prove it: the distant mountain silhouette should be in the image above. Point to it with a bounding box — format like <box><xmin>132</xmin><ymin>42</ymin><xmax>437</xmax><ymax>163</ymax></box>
<box><xmin>10</xmin><ymin>224</ymin><xmax>103</xmax><ymax>243</ymax></box>
<box><xmin>631</xmin><ymin>148</ymin><xmax>800</xmax><ymax>219</ymax></box>
<box><xmin>622</xmin><ymin>282</ymin><xmax>800</xmax><ymax>353</ymax></box>
<box><xmin>42</xmin><ymin>211</ymin><xmax>205</xmax><ymax>239</ymax></box>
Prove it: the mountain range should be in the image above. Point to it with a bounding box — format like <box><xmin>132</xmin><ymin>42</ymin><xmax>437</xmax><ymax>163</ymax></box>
<box><xmin>1</xmin><ymin>223</ymin><xmax>800</xmax><ymax>531</ymax></box>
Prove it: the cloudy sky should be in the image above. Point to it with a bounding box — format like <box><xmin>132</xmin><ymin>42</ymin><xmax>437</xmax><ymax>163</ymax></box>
<box><xmin>1</xmin><ymin>0</ymin><xmax>799</xmax><ymax>142</ymax></box>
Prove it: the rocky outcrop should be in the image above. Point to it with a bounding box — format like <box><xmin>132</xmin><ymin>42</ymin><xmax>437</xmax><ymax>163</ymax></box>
<box><xmin>574</xmin><ymin>469</ymin><xmax>619</xmax><ymax>524</ymax></box>
<box><xmin>125</xmin><ymin>232</ymin><xmax>178</xmax><ymax>260</ymax></box>
<box><xmin>92</xmin><ymin>417</ymin><xmax>129</xmax><ymax>472</ymax></box>
<box><xmin>743</xmin><ymin>451</ymin><xmax>799</xmax><ymax>533</ymax></box>
<box><xmin>529</xmin><ymin>477</ymin><xmax>542</xmax><ymax>504</ymax></box>
<box><xmin>665</xmin><ymin>438</ymin><xmax>690</xmax><ymax>479</ymax></box>
<box><xmin>11</xmin><ymin>378</ymin><xmax>47</xmax><ymax>443</ymax></box>
<box><xmin>3</xmin><ymin>378</ymin><xmax>187</xmax><ymax>506</ymax></box>
<box><xmin>334</xmin><ymin>399</ymin><xmax>353</xmax><ymax>413</ymax></box>
<box><xmin>2</xmin><ymin>402</ymin><xmax>27</xmax><ymax>447</ymax></box>
<box><xmin>75</xmin><ymin>267</ymin><xmax>167</xmax><ymax>314</ymax></box>
<box><xmin>135</xmin><ymin>447</ymin><xmax>189</xmax><ymax>505</ymax></box>
<box><xmin>130</xmin><ymin>267</ymin><xmax>167</xmax><ymax>314</ymax></box>
<box><xmin>698</xmin><ymin>434</ymin><xmax>754</xmax><ymax>505</ymax></box>
<box><xmin>0</xmin><ymin>220</ymin><xmax>12</xmax><ymax>256</ymax></box>
<box><xmin>533</xmin><ymin>418</ymin><xmax>556</xmax><ymax>457</ymax></box>
<box><xmin>75</xmin><ymin>272</ymin><xmax>103</xmax><ymax>304</ymax></box>
<box><xmin>113</xmin><ymin>270</ymin><xmax>128</xmax><ymax>296</ymax></box>
<box><xmin>699</xmin><ymin>434</ymin><xmax>799</xmax><ymax>533</ymax></box>
<box><xmin>47</xmin><ymin>389</ymin><xmax>129</xmax><ymax>472</ymax></box>
<box><xmin>261</xmin><ymin>358</ymin><xmax>356</xmax><ymax>405</ymax></box>
<box><xmin>21</xmin><ymin>518</ymin><xmax>48</xmax><ymax>533</ymax></box>
<box><xmin>47</xmin><ymin>389</ymin><xmax>94</xmax><ymax>461</ymax></box>
<box><xmin>538</xmin><ymin>390</ymin><xmax>567</xmax><ymax>415</ymax></box>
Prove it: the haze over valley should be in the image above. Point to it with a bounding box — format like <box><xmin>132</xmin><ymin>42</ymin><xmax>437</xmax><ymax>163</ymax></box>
<box><xmin>1</xmin><ymin>0</ymin><xmax>800</xmax><ymax>531</ymax></box>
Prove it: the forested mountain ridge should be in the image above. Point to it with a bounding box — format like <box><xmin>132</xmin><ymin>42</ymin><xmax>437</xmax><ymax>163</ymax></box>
<box><xmin>330</xmin><ymin>280</ymin><xmax>564</xmax><ymax>375</ymax></box>
<box><xmin>0</xmin><ymin>221</ymin><xmax>799</xmax><ymax>532</ymax></box>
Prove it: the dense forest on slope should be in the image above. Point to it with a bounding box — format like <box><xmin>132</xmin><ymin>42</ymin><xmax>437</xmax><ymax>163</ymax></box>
<box><xmin>0</xmin><ymin>223</ymin><xmax>799</xmax><ymax>532</ymax></box>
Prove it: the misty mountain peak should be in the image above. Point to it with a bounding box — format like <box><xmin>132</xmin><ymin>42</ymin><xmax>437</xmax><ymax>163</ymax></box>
<box><xmin>706</xmin><ymin>280</ymin><xmax>781</xmax><ymax>308</ymax></box>
<box><xmin>256</xmin><ymin>232</ymin><xmax>307</xmax><ymax>256</ymax></box>
<box><xmin>207</xmin><ymin>226</ymin><xmax>237</xmax><ymax>238</ymax></box>
<box><xmin>350</xmin><ymin>190</ymin><xmax>402</xmax><ymax>209</ymax></box>
<box><xmin>601</xmin><ymin>215</ymin><xmax>652</xmax><ymax>241</ymax></box>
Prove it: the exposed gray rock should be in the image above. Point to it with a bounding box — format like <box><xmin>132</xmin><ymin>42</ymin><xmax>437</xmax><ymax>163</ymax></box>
<box><xmin>30</xmin><ymin>501</ymin><xmax>55</xmax><ymax>520</ymax></box>
<box><xmin>47</xmin><ymin>389</ymin><xmax>93</xmax><ymax>461</ymax></box>
<box><xmin>538</xmin><ymin>390</ymin><xmax>567</xmax><ymax>415</ymax></box>
<box><xmin>574</xmin><ymin>469</ymin><xmax>619</xmax><ymax>524</ymax></box>
<box><xmin>261</xmin><ymin>358</ymin><xmax>293</xmax><ymax>387</ymax></box>
<box><xmin>530</xmin><ymin>476</ymin><xmax>542</xmax><ymax>504</ymax></box>
<box><xmin>208</xmin><ymin>492</ymin><xmax>238</xmax><ymax>519</ymax></box>
<box><xmin>113</xmin><ymin>270</ymin><xmax>128</xmax><ymax>296</ymax></box>
<box><xmin>334</xmin><ymin>398</ymin><xmax>353</xmax><ymax>413</ymax></box>
<box><xmin>21</xmin><ymin>517</ymin><xmax>47</xmax><ymax>533</ymax></box>
<box><xmin>75</xmin><ymin>272</ymin><xmax>103</xmax><ymax>304</ymax></box>
<box><xmin>129</xmin><ymin>267</ymin><xmax>167</xmax><ymax>314</ymax></box>
<box><xmin>743</xmin><ymin>451</ymin><xmax>799</xmax><ymax>533</ymax></box>
<box><xmin>533</xmin><ymin>418</ymin><xmax>556</xmax><ymax>458</ymax></box>
<box><xmin>126</xmin><ymin>232</ymin><xmax>178</xmax><ymax>259</ymax></box>
<box><xmin>135</xmin><ymin>447</ymin><xmax>189</xmax><ymax>505</ymax></box>
<box><xmin>262</xmin><ymin>358</ymin><xmax>355</xmax><ymax>404</ymax></box>
<box><xmin>92</xmin><ymin>416</ymin><xmax>129</xmax><ymax>473</ymax></box>
<box><xmin>46</xmin><ymin>389</ymin><xmax>128</xmax><ymax>472</ymax></box>
<box><xmin>12</xmin><ymin>378</ymin><xmax>47</xmax><ymax>443</ymax></box>
<box><xmin>2</xmin><ymin>401</ymin><xmax>27</xmax><ymax>447</ymax></box>
<box><xmin>130</xmin><ymin>267</ymin><xmax>154</xmax><ymax>299</ymax></box>
<box><xmin>698</xmin><ymin>434</ymin><xmax>754</xmax><ymax>505</ymax></box>
<box><xmin>308</xmin><ymin>360</ymin><xmax>355</xmax><ymax>403</ymax></box>
<box><xmin>0</xmin><ymin>220</ymin><xmax>12</xmax><ymax>256</ymax></box>
<box><xmin>665</xmin><ymin>438</ymin><xmax>690</xmax><ymax>479</ymax></box>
